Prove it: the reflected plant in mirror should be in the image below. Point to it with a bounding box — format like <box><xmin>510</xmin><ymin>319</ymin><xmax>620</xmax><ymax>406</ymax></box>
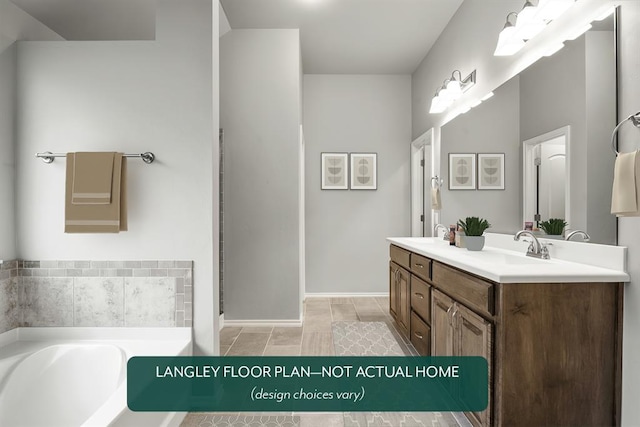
<box><xmin>539</xmin><ymin>218</ymin><xmax>568</xmax><ymax>237</ymax></box>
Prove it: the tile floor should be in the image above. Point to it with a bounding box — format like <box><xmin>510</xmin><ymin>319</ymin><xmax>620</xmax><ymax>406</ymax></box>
<box><xmin>219</xmin><ymin>297</ymin><xmax>417</xmax><ymax>358</ymax></box>
<box><xmin>181</xmin><ymin>297</ymin><xmax>471</xmax><ymax>427</ymax></box>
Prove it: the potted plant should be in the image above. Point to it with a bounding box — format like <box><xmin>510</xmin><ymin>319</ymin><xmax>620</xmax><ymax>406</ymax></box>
<box><xmin>457</xmin><ymin>217</ymin><xmax>491</xmax><ymax>251</ymax></box>
<box><xmin>539</xmin><ymin>218</ymin><xmax>568</xmax><ymax>238</ymax></box>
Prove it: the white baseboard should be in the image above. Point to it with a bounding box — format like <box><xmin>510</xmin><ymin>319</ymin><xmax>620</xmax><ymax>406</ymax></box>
<box><xmin>305</xmin><ymin>292</ymin><xmax>388</xmax><ymax>299</ymax></box>
<box><xmin>219</xmin><ymin>313</ymin><xmax>224</xmax><ymax>331</ymax></box>
<box><xmin>223</xmin><ymin>319</ymin><xmax>303</xmax><ymax>328</ymax></box>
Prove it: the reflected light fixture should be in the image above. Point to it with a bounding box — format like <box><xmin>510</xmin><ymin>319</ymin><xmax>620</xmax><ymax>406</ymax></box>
<box><xmin>494</xmin><ymin>0</ymin><xmax>576</xmax><ymax>57</ymax></box>
<box><xmin>428</xmin><ymin>70</ymin><xmax>476</xmax><ymax>114</ymax></box>
<box><xmin>494</xmin><ymin>12</ymin><xmax>524</xmax><ymax>56</ymax></box>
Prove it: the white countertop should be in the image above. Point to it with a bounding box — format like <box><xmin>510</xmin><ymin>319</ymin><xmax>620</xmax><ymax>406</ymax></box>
<box><xmin>387</xmin><ymin>236</ymin><xmax>630</xmax><ymax>283</ymax></box>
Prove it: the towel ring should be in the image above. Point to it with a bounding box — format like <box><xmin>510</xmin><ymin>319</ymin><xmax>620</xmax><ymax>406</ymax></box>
<box><xmin>611</xmin><ymin>111</ymin><xmax>640</xmax><ymax>155</ymax></box>
<box><xmin>431</xmin><ymin>176</ymin><xmax>443</xmax><ymax>188</ymax></box>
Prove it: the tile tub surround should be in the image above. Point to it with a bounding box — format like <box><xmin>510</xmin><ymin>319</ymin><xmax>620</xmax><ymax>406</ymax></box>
<box><xmin>0</xmin><ymin>260</ymin><xmax>192</xmax><ymax>329</ymax></box>
<box><xmin>0</xmin><ymin>261</ymin><xmax>19</xmax><ymax>334</ymax></box>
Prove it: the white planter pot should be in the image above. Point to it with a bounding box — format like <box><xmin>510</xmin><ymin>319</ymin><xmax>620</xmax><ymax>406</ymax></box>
<box><xmin>465</xmin><ymin>236</ymin><xmax>485</xmax><ymax>251</ymax></box>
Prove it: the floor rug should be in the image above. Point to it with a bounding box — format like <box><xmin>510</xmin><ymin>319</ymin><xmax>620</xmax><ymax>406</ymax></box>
<box><xmin>181</xmin><ymin>413</ymin><xmax>300</xmax><ymax>427</ymax></box>
<box><xmin>332</xmin><ymin>321</ymin><xmax>462</xmax><ymax>427</ymax></box>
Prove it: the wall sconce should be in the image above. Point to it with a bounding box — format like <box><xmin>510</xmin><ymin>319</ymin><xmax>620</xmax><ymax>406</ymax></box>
<box><xmin>494</xmin><ymin>0</ymin><xmax>576</xmax><ymax>56</ymax></box>
<box><xmin>429</xmin><ymin>70</ymin><xmax>476</xmax><ymax>114</ymax></box>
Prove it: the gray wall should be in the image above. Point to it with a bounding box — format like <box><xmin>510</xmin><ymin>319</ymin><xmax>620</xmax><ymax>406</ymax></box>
<box><xmin>303</xmin><ymin>74</ymin><xmax>411</xmax><ymax>294</ymax></box>
<box><xmin>618</xmin><ymin>2</ymin><xmax>640</xmax><ymax>423</ymax></box>
<box><xmin>440</xmin><ymin>77</ymin><xmax>521</xmax><ymax>234</ymax></box>
<box><xmin>0</xmin><ymin>0</ymin><xmax>63</xmax><ymax>260</ymax></box>
<box><xmin>15</xmin><ymin>0</ymin><xmax>218</xmax><ymax>355</ymax></box>
<box><xmin>220</xmin><ymin>29</ymin><xmax>302</xmax><ymax>320</ymax></box>
<box><xmin>585</xmin><ymin>31</ymin><xmax>616</xmax><ymax>245</ymax></box>
<box><xmin>0</xmin><ymin>45</ymin><xmax>16</xmax><ymax>260</ymax></box>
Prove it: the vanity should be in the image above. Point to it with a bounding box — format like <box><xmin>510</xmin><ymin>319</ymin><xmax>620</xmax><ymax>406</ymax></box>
<box><xmin>388</xmin><ymin>234</ymin><xmax>629</xmax><ymax>427</ymax></box>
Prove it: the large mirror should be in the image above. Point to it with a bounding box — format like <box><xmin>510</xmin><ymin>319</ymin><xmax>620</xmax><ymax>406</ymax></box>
<box><xmin>439</xmin><ymin>10</ymin><xmax>617</xmax><ymax>245</ymax></box>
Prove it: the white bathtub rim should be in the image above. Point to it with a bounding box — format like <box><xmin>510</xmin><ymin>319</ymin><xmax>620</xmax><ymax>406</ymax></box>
<box><xmin>0</xmin><ymin>327</ymin><xmax>192</xmax><ymax>427</ymax></box>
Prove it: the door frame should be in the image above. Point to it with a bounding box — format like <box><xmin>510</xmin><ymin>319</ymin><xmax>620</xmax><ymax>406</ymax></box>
<box><xmin>411</xmin><ymin>129</ymin><xmax>434</xmax><ymax>236</ymax></box>
<box><xmin>522</xmin><ymin>125</ymin><xmax>571</xmax><ymax>229</ymax></box>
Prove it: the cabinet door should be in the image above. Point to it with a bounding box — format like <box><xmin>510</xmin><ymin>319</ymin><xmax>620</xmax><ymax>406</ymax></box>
<box><xmin>389</xmin><ymin>262</ymin><xmax>398</xmax><ymax>319</ymax></box>
<box><xmin>397</xmin><ymin>267</ymin><xmax>410</xmax><ymax>336</ymax></box>
<box><xmin>431</xmin><ymin>289</ymin><xmax>455</xmax><ymax>356</ymax></box>
<box><xmin>455</xmin><ymin>303</ymin><xmax>492</xmax><ymax>427</ymax></box>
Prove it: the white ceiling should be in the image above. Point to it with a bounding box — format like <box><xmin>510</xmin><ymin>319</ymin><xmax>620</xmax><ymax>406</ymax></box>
<box><xmin>220</xmin><ymin>0</ymin><xmax>463</xmax><ymax>74</ymax></box>
<box><xmin>9</xmin><ymin>0</ymin><xmax>157</xmax><ymax>40</ymax></box>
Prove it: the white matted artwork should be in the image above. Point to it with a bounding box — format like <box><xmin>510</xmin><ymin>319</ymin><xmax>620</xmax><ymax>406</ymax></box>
<box><xmin>448</xmin><ymin>153</ymin><xmax>476</xmax><ymax>190</ymax></box>
<box><xmin>321</xmin><ymin>152</ymin><xmax>348</xmax><ymax>190</ymax></box>
<box><xmin>350</xmin><ymin>153</ymin><xmax>377</xmax><ymax>190</ymax></box>
<box><xmin>477</xmin><ymin>153</ymin><xmax>505</xmax><ymax>190</ymax></box>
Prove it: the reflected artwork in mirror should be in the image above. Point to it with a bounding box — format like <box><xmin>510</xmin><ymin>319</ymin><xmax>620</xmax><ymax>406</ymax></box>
<box><xmin>439</xmin><ymin>8</ymin><xmax>617</xmax><ymax>245</ymax></box>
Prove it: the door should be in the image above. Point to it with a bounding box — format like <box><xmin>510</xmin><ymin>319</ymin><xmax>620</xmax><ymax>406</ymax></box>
<box><xmin>397</xmin><ymin>267</ymin><xmax>410</xmax><ymax>336</ymax></box>
<box><xmin>456</xmin><ymin>302</ymin><xmax>492</xmax><ymax>427</ymax></box>
<box><xmin>389</xmin><ymin>262</ymin><xmax>398</xmax><ymax>319</ymax></box>
<box><xmin>432</xmin><ymin>289</ymin><xmax>455</xmax><ymax>356</ymax></box>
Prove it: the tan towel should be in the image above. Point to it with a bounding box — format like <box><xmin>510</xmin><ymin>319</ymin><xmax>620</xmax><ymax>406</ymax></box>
<box><xmin>72</xmin><ymin>152</ymin><xmax>115</xmax><ymax>204</ymax></box>
<box><xmin>65</xmin><ymin>153</ymin><xmax>127</xmax><ymax>233</ymax></box>
<box><xmin>611</xmin><ymin>150</ymin><xmax>640</xmax><ymax>217</ymax></box>
<box><xmin>431</xmin><ymin>187</ymin><xmax>442</xmax><ymax>211</ymax></box>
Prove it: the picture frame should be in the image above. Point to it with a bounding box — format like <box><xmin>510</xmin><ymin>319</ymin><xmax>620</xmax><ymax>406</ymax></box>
<box><xmin>477</xmin><ymin>153</ymin><xmax>505</xmax><ymax>190</ymax></box>
<box><xmin>350</xmin><ymin>153</ymin><xmax>377</xmax><ymax>190</ymax></box>
<box><xmin>321</xmin><ymin>152</ymin><xmax>349</xmax><ymax>190</ymax></box>
<box><xmin>448</xmin><ymin>153</ymin><xmax>476</xmax><ymax>190</ymax></box>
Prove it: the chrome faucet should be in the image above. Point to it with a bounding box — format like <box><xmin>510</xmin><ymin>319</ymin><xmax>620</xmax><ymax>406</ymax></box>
<box><xmin>565</xmin><ymin>230</ymin><xmax>591</xmax><ymax>242</ymax></box>
<box><xmin>434</xmin><ymin>224</ymin><xmax>450</xmax><ymax>240</ymax></box>
<box><xmin>514</xmin><ymin>230</ymin><xmax>550</xmax><ymax>260</ymax></box>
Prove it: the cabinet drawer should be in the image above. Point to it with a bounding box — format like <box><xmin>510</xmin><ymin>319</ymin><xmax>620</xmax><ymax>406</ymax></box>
<box><xmin>410</xmin><ymin>253</ymin><xmax>431</xmax><ymax>281</ymax></box>
<box><xmin>432</xmin><ymin>262</ymin><xmax>494</xmax><ymax>317</ymax></box>
<box><xmin>410</xmin><ymin>311</ymin><xmax>431</xmax><ymax>356</ymax></box>
<box><xmin>410</xmin><ymin>275</ymin><xmax>430</xmax><ymax>324</ymax></box>
<box><xmin>390</xmin><ymin>245</ymin><xmax>411</xmax><ymax>270</ymax></box>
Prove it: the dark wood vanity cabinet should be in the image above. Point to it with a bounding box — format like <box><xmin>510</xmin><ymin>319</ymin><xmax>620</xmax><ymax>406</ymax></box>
<box><xmin>389</xmin><ymin>245</ymin><xmax>432</xmax><ymax>354</ymax></box>
<box><xmin>389</xmin><ymin>244</ymin><xmax>623</xmax><ymax>427</ymax></box>
<box><xmin>389</xmin><ymin>261</ymin><xmax>410</xmax><ymax>336</ymax></box>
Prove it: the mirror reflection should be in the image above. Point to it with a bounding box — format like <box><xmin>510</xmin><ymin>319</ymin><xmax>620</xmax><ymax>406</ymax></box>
<box><xmin>439</xmin><ymin>12</ymin><xmax>616</xmax><ymax>244</ymax></box>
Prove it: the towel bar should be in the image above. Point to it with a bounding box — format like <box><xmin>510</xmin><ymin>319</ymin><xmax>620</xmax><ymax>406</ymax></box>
<box><xmin>611</xmin><ymin>111</ymin><xmax>640</xmax><ymax>155</ymax></box>
<box><xmin>35</xmin><ymin>152</ymin><xmax>155</xmax><ymax>164</ymax></box>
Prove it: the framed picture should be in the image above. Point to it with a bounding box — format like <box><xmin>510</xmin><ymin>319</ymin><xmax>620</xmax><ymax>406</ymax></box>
<box><xmin>477</xmin><ymin>153</ymin><xmax>505</xmax><ymax>190</ymax></box>
<box><xmin>350</xmin><ymin>153</ymin><xmax>377</xmax><ymax>190</ymax></box>
<box><xmin>448</xmin><ymin>153</ymin><xmax>476</xmax><ymax>190</ymax></box>
<box><xmin>321</xmin><ymin>153</ymin><xmax>349</xmax><ymax>190</ymax></box>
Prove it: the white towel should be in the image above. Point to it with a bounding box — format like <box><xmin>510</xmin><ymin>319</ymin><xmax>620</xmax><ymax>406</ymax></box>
<box><xmin>431</xmin><ymin>187</ymin><xmax>442</xmax><ymax>211</ymax></box>
<box><xmin>611</xmin><ymin>150</ymin><xmax>640</xmax><ymax>217</ymax></box>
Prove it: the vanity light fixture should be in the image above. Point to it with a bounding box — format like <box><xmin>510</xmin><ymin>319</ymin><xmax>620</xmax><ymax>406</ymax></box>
<box><xmin>565</xmin><ymin>23</ymin><xmax>592</xmax><ymax>41</ymax></box>
<box><xmin>543</xmin><ymin>43</ymin><xmax>564</xmax><ymax>56</ymax></box>
<box><xmin>428</xmin><ymin>70</ymin><xmax>476</xmax><ymax>114</ymax></box>
<box><xmin>480</xmin><ymin>92</ymin><xmax>494</xmax><ymax>101</ymax></box>
<box><xmin>494</xmin><ymin>0</ymin><xmax>576</xmax><ymax>57</ymax></box>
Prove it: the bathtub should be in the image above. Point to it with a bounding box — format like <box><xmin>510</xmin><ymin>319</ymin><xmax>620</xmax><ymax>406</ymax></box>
<box><xmin>0</xmin><ymin>327</ymin><xmax>192</xmax><ymax>427</ymax></box>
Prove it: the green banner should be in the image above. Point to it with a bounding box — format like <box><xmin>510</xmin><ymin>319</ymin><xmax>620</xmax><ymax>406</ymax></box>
<box><xmin>127</xmin><ymin>356</ymin><xmax>487</xmax><ymax>412</ymax></box>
